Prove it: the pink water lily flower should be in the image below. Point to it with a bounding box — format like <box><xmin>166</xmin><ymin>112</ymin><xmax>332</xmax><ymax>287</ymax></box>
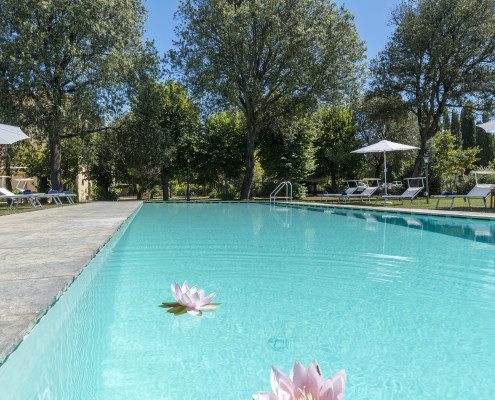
<box><xmin>253</xmin><ymin>360</ymin><xmax>346</xmax><ymax>400</ymax></box>
<box><xmin>170</xmin><ymin>281</ymin><xmax>218</xmax><ymax>316</ymax></box>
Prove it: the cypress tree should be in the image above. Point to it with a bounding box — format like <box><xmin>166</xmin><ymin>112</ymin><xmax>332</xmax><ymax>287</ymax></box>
<box><xmin>442</xmin><ymin>109</ymin><xmax>451</xmax><ymax>132</ymax></box>
<box><xmin>451</xmin><ymin>110</ymin><xmax>461</xmax><ymax>147</ymax></box>
<box><xmin>461</xmin><ymin>104</ymin><xmax>476</xmax><ymax>149</ymax></box>
<box><xmin>476</xmin><ymin>113</ymin><xmax>495</xmax><ymax>166</ymax></box>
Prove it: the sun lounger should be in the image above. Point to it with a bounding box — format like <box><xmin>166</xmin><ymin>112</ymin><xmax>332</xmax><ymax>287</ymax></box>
<box><xmin>55</xmin><ymin>190</ymin><xmax>77</xmax><ymax>204</ymax></box>
<box><xmin>321</xmin><ymin>180</ymin><xmax>359</xmax><ymax>202</ymax></box>
<box><xmin>343</xmin><ymin>178</ymin><xmax>380</xmax><ymax>203</ymax></box>
<box><xmin>0</xmin><ymin>187</ymin><xmax>43</xmax><ymax>208</ymax></box>
<box><xmin>431</xmin><ymin>171</ymin><xmax>495</xmax><ymax>210</ymax></box>
<box><xmin>374</xmin><ymin>177</ymin><xmax>425</xmax><ymax>206</ymax></box>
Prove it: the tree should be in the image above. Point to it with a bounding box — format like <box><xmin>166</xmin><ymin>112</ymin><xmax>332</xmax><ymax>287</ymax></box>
<box><xmin>442</xmin><ymin>109</ymin><xmax>451</xmax><ymax>132</ymax></box>
<box><xmin>313</xmin><ymin>106</ymin><xmax>362</xmax><ymax>192</ymax></box>
<box><xmin>461</xmin><ymin>103</ymin><xmax>476</xmax><ymax>149</ymax></box>
<box><xmin>476</xmin><ymin>126</ymin><xmax>495</xmax><ymax>166</ymax></box>
<box><xmin>123</xmin><ymin>79</ymin><xmax>199</xmax><ymax>200</ymax></box>
<box><xmin>12</xmin><ymin>141</ymin><xmax>51</xmax><ymax>191</ymax></box>
<box><xmin>371</xmin><ymin>0</ymin><xmax>495</xmax><ymax>178</ymax></box>
<box><xmin>195</xmin><ymin>110</ymin><xmax>245</xmax><ymax>195</ymax></box>
<box><xmin>434</xmin><ymin>130</ymin><xmax>479</xmax><ymax>176</ymax></box>
<box><xmin>171</xmin><ymin>0</ymin><xmax>366</xmax><ymax>199</ymax></box>
<box><xmin>476</xmin><ymin>113</ymin><xmax>495</xmax><ymax>166</ymax></box>
<box><xmin>83</xmin><ymin>130</ymin><xmax>122</xmax><ymax>200</ymax></box>
<box><xmin>0</xmin><ymin>0</ymin><xmax>147</xmax><ymax>190</ymax></box>
<box><xmin>354</xmin><ymin>94</ymin><xmax>419</xmax><ymax>181</ymax></box>
<box><xmin>258</xmin><ymin>110</ymin><xmax>317</xmax><ymax>184</ymax></box>
<box><xmin>451</xmin><ymin>109</ymin><xmax>461</xmax><ymax>147</ymax></box>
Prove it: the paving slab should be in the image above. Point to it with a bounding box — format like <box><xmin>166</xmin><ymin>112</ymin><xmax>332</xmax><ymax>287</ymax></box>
<box><xmin>0</xmin><ymin>201</ymin><xmax>142</xmax><ymax>365</ymax></box>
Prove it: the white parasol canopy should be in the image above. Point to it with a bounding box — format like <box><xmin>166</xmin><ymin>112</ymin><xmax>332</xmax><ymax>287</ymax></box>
<box><xmin>0</xmin><ymin>124</ymin><xmax>30</xmax><ymax>145</ymax></box>
<box><xmin>351</xmin><ymin>140</ymin><xmax>420</xmax><ymax>195</ymax></box>
<box><xmin>476</xmin><ymin>120</ymin><xmax>495</xmax><ymax>134</ymax></box>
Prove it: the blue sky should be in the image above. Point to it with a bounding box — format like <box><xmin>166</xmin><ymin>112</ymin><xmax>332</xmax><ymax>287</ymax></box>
<box><xmin>144</xmin><ymin>0</ymin><xmax>398</xmax><ymax>61</ymax></box>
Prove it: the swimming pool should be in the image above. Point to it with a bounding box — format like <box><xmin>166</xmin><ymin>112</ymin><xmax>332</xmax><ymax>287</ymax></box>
<box><xmin>0</xmin><ymin>202</ymin><xmax>494</xmax><ymax>399</ymax></box>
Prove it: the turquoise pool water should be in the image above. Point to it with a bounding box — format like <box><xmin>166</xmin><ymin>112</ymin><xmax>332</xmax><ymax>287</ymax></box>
<box><xmin>1</xmin><ymin>203</ymin><xmax>495</xmax><ymax>399</ymax></box>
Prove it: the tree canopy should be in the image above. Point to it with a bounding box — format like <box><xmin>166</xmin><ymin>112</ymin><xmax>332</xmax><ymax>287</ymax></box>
<box><xmin>171</xmin><ymin>0</ymin><xmax>366</xmax><ymax>199</ymax></box>
<box><xmin>195</xmin><ymin>110</ymin><xmax>245</xmax><ymax>196</ymax></box>
<box><xmin>0</xmin><ymin>0</ymin><xmax>147</xmax><ymax>190</ymax></box>
<box><xmin>313</xmin><ymin>106</ymin><xmax>362</xmax><ymax>192</ymax></box>
<box><xmin>123</xmin><ymin>79</ymin><xmax>199</xmax><ymax>200</ymax></box>
<box><xmin>371</xmin><ymin>0</ymin><xmax>495</xmax><ymax>177</ymax></box>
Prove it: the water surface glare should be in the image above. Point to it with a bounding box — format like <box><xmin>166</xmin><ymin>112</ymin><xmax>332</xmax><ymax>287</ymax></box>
<box><xmin>1</xmin><ymin>203</ymin><xmax>495</xmax><ymax>399</ymax></box>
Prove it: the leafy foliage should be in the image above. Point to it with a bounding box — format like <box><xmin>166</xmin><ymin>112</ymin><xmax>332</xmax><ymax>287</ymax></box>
<box><xmin>0</xmin><ymin>0</ymin><xmax>147</xmax><ymax>189</ymax></box>
<box><xmin>122</xmin><ymin>79</ymin><xmax>200</xmax><ymax>200</ymax></box>
<box><xmin>258</xmin><ymin>111</ymin><xmax>317</xmax><ymax>184</ymax></box>
<box><xmin>171</xmin><ymin>0</ymin><xmax>366</xmax><ymax>198</ymax></box>
<box><xmin>433</xmin><ymin>130</ymin><xmax>480</xmax><ymax>176</ymax></box>
<box><xmin>451</xmin><ymin>110</ymin><xmax>461</xmax><ymax>147</ymax></box>
<box><xmin>461</xmin><ymin>104</ymin><xmax>476</xmax><ymax>149</ymax></box>
<box><xmin>371</xmin><ymin>0</ymin><xmax>495</xmax><ymax>177</ymax></box>
<box><xmin>159</xmin><ymin>301</ymin><xmax>221</xmax><ymax>317</ymax></box>
<box><xmin>313</xmin><ymin>106</ymin><xmax>362</xmax><ymax>192</ymax></box>
<box><xmin>83</xmin><ymin>131</ymin><xmax>121</xmax><ymax>200</ymax></box>
<box><xmin>195</xmin><ymin>110</ymin><xmax>245</xmax><ymax>195</ymax></box>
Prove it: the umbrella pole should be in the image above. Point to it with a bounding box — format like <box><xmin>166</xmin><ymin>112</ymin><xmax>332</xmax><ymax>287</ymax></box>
<box><xmin>384</xmin><ymin>151</ymin><xmax>387</xmax><ymax>195</ymax></box>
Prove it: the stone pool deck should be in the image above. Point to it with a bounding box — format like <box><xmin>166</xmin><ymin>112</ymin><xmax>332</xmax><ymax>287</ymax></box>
<box><xmin>0</xmin><ymin>201</ymin><xmax>142</xmax><ymax>365</ymax></box>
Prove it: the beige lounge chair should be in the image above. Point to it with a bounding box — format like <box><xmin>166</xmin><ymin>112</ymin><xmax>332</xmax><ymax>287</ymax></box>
<box><xmin>375</xmin><ymin>177</ymin><xmax>425</xmax><ymax>206</ymax></box>
<box><xmin>0</xmin><ymin>187</ymin><xmax>43</xmax><ymax>208</ymax></box>
<box><xmin>321</xmin><ymin>180</ymin><xmax>359</xmax><ymax>203</ymax></box>
<box><xmin>343</xmin><ymin>178</ymin><xmax>381</xmax><ymax>203</ymax></box>
<box><xmin>431</xmin><ymin>171</ymin><xmax>495</xmax><ymax>210</ymax></box>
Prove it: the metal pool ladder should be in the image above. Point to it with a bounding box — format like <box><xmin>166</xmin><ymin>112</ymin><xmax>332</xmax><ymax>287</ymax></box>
<box><xmin>270</xmin><ymin>181</ymin><xmax>292</xmax><ymax>204</ymax></box>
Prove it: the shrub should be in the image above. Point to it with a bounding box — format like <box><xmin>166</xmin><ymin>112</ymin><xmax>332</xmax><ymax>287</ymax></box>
<box><xmin>220</xmin><ymin>191</ymin><xmax>237</xmax><ymax>200</ymax></box>
<box><xmin>292</xmin><ymin>182</ymin><xmax>307</xmax><ymax>199</ymax></box>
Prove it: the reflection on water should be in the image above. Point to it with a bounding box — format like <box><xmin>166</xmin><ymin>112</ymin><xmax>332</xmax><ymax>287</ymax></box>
<box><xmin>269</xmin><ymin>203</ymin><xmax>293</xmax><ymax>228</ymax></box>
<box><xmin>287</xmin><ymin>204</ymin><xmax>495</xmax><ymax>244</ymax></box>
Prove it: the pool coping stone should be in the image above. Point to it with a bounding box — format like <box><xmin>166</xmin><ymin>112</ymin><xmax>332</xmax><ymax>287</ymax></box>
<box><xmin>0</xmin><ymin>201</ymin><xmax>142</xmax><ymax>365</ymax></box>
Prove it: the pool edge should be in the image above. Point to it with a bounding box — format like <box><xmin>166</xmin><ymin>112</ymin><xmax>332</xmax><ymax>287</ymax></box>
<box><xmin>0</xmin><ymin>202</ymin><xmax>143</xmax><ymax>366</ymax></box>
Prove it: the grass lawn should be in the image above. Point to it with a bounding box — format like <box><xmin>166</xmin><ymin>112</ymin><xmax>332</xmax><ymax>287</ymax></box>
<box><xmin>302</xmin><ymin>195</ymin><xmax>495</xmax><ymax>214</ymax></box>
<box><xmin>0</xmin><ymin>201</ymin><xmax>74</xmax><ymax>216</ymax></box>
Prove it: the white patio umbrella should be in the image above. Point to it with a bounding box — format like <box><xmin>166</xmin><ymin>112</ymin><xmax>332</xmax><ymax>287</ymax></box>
<box><xmin>0</xmin><ymin>123</ymin><xmax>30</xmax><ymax>144</ymax></box>
<box><xmin>0</xmin><ymin>124</ymin><xmax>29</xmax><ymax>188</ymax></box>
<box><xmin>476</xmin><ymin>120</ymin><xmax>495</xmax><ymax>133</ymax></box>
<box><xmin>351</xmin><ymin>140</ymin><xmax>420</xmax><ymax>195</ymax></box>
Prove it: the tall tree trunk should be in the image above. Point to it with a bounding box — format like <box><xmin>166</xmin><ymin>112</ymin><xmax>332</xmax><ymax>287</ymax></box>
<box><xmin>412</xmin><ymin>104</ymin><xmax>443</xmax><ymax>178</ymax></box>
<box><xmin>38</xmin><ymin>176</ymin><xmax>49</xmax><ymax>204</ymax></box>
<box><xmin>49</xmin><ymin>96</ymin><xmax>64</xmax><ymax>191</ymax></box>
<box><xmin>102</xmin><ymin>183</ymin><xmax>110</xmax><ymax>200</ymax></box>
<box><xmin>412</xmin><ymin>128</ymin><xmax>430</xmax><ymax>178</ymax></box>
<box><xmin>375</xmin><ymin>156</ymin><xmax>383</xmax><ymax>181</ymax></box>
<box><xmin>224</xmin><ymin>169</ymin><xmax>230</xmax><ymax>194</ymax></box>
<box><xmin>240</xmin><ymin>123</ymin><xmax>257</xmax><ymax>200</ymax></box>
<box><xmin>412</xmin><ymin>152</ymin><xmax>425</xmax><ymax>180</ymax></box>
<box><xmin>49</xmin><ymin>132</ymin><xmax>63</xmax><ymax>191</ymax></box>
<box><xmin>38</xmin><ymin>176</ymin><xmax>48</xmax><ymax>194</ymax></box>
<box><xmin>284</xmin><ymin>169</ymin><xmax>291</xmax><ymax>182</ymax></box>
<box><xmin>5</xmin><ymin>146</ymin><xmax>12</xmax><ymax>192</ymax></box>
<box><xmin>161</xmin><ymin>167</ymin><xmax>169</xmax><ymax>201</ymax></box>
<box><xmin>330</xmin><ymin>171</ymin><xmax>337</xmax><ymax>193</ymax></box>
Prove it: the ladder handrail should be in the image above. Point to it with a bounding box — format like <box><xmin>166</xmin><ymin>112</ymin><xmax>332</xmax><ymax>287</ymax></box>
<box><xmin>270</xmin><ymin>181</ymin><xmax>292</xmax><ymax>203</ymax></box>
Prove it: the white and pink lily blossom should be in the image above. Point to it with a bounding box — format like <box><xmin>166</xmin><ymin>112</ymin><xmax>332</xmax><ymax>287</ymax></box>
<box><xmin>253</xmin><ymin>360</ymin><xmax>346</xmax><ymax>400</ymax></box>
<box><xmin>170</xmin><ymin>281</ymin><xmax>218</xmax><ymax>316</ymax></box>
